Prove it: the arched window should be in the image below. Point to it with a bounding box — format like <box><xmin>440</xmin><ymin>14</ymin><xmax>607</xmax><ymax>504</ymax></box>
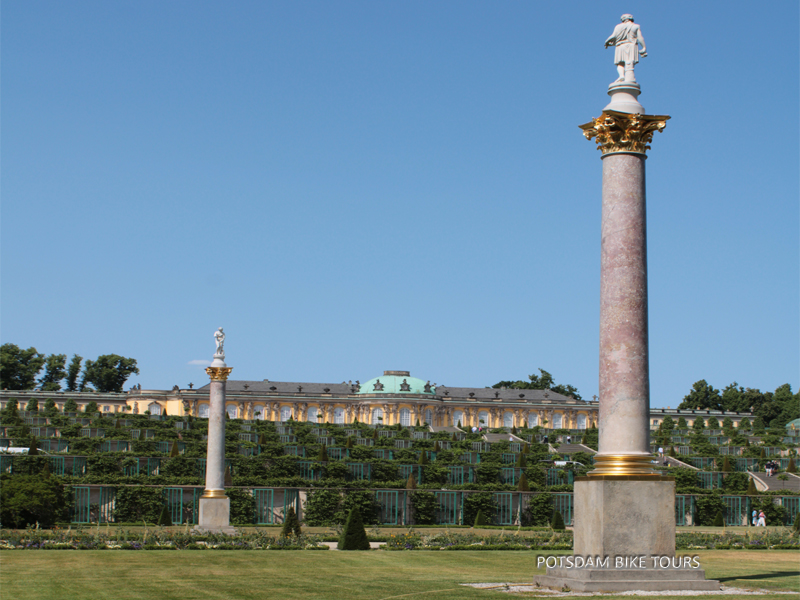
<box><xmin>280</xmin><ymin>406</ymin><xmax>292</xmax><ymax>422</ymax></box>
<box><xmin>253</xmin><ymin>406</ymin><xmax>265</xmax><ymax>420</ymax></box>
<box><xmin>503</xmin><ymin>412</ymin><xmax>514</xmax><ymax>428</ymax></box>
<box><xmin>226</xmin><ymin>404</ymin><xmax>238</xmax><ymax>419</ymax></box>
<box><xmin>148</xmin><ymin>402</ymin><xmax>161</xmax><ymax>415</ymax></box>
<box><xmin>478</xmin><ymin>411</ymin><xmax>489</xmax><ymax>427</ymax></box>
<box><xmin>400</xmin><ymin>408</ymin><xmax>411</xmax><ymax>426</ymax></box>
<box><xmin>372</xmin><ymin>408</ymin><xmax>383</xmax><ymax>425</ymax></box>
<box><xmin>198</xmin><ymin>404</ymin><xmax>209</xmax><ymax>418</ymax></box>
<box><xmin>333</xmin><ymin>407</ymin><xmax>345</xmax><ymax>424</ymax></box>
<box><xmin>577</xmin><ymin>414</ymin><xmax>587</xmax><ymax>430</ymax></box>
<box><xmin>307</xmin><ymin>407</ymin><xmax>319</xmax><ymax>423</ymax></box>
<box><xmin>453</xmin><ymin>411</ymin><xmax>464</xmax><ymax>428</ymax></box>
<box><xmin>552</xmin><ymin>413</ymin><xmax>563</xmax><ymax>429</ymax></box>
<box><xmin>424</xmin><ymin>409</ymin><xmax>433</xmax><ymax>425</ymax></box>
<box><xmin>527</xmin><ymin>413</ymin><xmax>538</xmax><ymax>428</ymax></box>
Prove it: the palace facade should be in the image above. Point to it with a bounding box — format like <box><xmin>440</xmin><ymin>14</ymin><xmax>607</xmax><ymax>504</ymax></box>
<box><xmin>1</xmin><ymin>369</ymin><xmax>755</xmax><ymax>430</ymax></box>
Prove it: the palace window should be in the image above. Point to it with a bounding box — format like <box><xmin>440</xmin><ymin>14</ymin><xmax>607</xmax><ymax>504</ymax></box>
<box><xmin>453</xmin><ymin>411</ymin><xmax>465</xmax><ymax>428</ymax></box>
<box><xmin>527</xmin><ymin>413</ymin><xmax>538</xmax><ymax>427</ymax></box>
<box><xmin>478</xmin><ymin>411</ymin><xmax>489</xmax><ymax>427</ymax></box>
<box><xmin>400</xmin><ymin>408</ymin><xmax>411</xmax><ymax>426</ymax></box>
<box><xmin>503</xmin><ymin>412</ymin><xmax>514</xmax><ymax>428</ymax></box>
<box><xmin>227</xmin><ymin>405</ymin><xmax>238</xmax><ymax>419</ymax></box>
<box><xmin>148</xmin><ymin>402</ymin><xmax>162</xmax><ymax>416</ymax></box>
<box><xmin>280</xmin><ymin>406</ymin><xmax>292</xmax><ymax>421</ymax></box>
<box><xmin>253</xmin><ymin>406</ymin><xmax>265</xmax><ymax>420</ymax></box>
<box><xmin>372</xmin><ymin>408</ymin><xmax>383</xmax><ymax>425</ymax></box>
<box><xmin>424</xmin><ymin>409</ymin><xmax>433</xmax><ymax>425</ymax></box>
<box><xmin>333</xmin><ymin>407</ymin><xmax>345</xmax><ymax>424</ymax></box>
<box><xmin>198</xmin><ymin>404</ymin><xmax>209</xmax><ymax>418</ymax></box>
<box><xmin>307</xmin><ymin>407</ymin><xmax>319</xmax><ymax>423</ymax></box>
<box><xmin>552</xmin><ymin>413</ymin><xmax>563</xmax><ymax>429</ymax></box>
<box><xmin>577</xmin><ymin>414</ymin><xmax>587</xmax><ymax>430</ymax></box>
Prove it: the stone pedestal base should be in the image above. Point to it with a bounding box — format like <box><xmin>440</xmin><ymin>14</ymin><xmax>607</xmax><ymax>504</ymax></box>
<box><xmin>534</xmin><ymin>568</ymin><xmax>720</xmax><ymax>593</ymax></box>
<box><xmin>533</xmin><ymin>478</ymin><xmax>719</xmax><ymax>592</ymax></box>
<box><xmin>197</xmin><ymin>497</ymin><xmax>236</xmax><ymax>534</ymax></box>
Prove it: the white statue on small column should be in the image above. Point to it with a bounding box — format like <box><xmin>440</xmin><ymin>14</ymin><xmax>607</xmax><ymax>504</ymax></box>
<box><xmin>605</xmin><ymin>14</ymin><xmax>647</xmax><ymax>84</ymax></box>
<box><xmin>214</xmin><ymin>327</ymin><xmax>225</xmax><ymax>358</ymax></box>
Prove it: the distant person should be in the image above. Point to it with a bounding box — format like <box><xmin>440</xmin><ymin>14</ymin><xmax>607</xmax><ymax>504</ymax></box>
<box><xmin>658</xmin><ymin>446</ymin><xmax>664</xmax><ymax>458</ymax></box>
<box><xmin>757</xmin><ymin>511</ymin><xmax>766</xmax><ymax>527</ymax></box>
<box><xmin>751</xmin><ymin>509</ymin><xmax>758</xmax><ymax>526</ymax></box>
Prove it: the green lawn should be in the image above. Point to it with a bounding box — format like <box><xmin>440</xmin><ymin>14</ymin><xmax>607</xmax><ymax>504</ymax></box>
<box><xmin>1</xmin><ymin>550</ymin><xmax>797</xmax><ymax>600</ymax></box>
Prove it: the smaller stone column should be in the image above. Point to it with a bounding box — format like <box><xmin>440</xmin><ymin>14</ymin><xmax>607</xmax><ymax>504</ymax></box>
<box><xmin>198</xmin><ymin>332</ymin><xmax>234</xmax><ymax>533</ymax></box>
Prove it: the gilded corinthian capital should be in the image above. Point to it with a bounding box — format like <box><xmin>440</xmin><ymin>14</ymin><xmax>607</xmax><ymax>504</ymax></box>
<box><xmin>579</xmin><ymin>110</ymin><xmax>669</xmax><ymax>155</ymax></box>
<box><xmin>205</xmin><ymin>367</ymin><xmax>233</xmax><ymax>381</ymax></box>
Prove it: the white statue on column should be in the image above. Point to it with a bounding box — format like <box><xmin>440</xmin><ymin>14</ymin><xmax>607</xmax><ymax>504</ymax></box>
<box><xmin>214</xmin><ymin>327</ymin><xmax>225</xmax><ymax>358</ymax></box>
<box><xmin>604</xmin><ymin>14</ymin><xmax>647</xmax><ymax>83</ymax></box>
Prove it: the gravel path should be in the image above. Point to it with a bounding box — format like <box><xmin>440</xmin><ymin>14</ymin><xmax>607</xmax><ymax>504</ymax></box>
<box><xmin>463</xmin><ymin>583</ymin><xmax>797</xmax><ymax>596</ymax></box>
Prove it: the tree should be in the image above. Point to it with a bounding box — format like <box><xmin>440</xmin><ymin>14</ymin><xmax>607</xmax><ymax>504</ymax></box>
<box><xmin>707</xmin><ymin>416</ymin><xmax>720</xmax><ymax>430</ymax></box>
<box><xmin>0</xmin><ymin>475</ymin><xmax>68</xmax><ymax>528</ymax></box>
<box><xmin>63</xmin><ymin>398</ymin><xmax>79</xmax><ymax>413</ymax></box>
<box><xmin>747</xmin><ymin>478</ymin><xmax>758</xmax><ymax>495</ymax></box>
<box><xmin>157</xmin><ymin>506</ymin><xmax>173</xmax><ymax>526</ymax></box>
<box><xmin>406</xmin><ymin>473</ymin><xmax>417</xmax><ymax>489</ymax></box>
<box><xmin>0</xmin><ymin>344</ymin><xmax>45</xmax><ymax>390</ymax></box>
<box><xmin>492</xmin><ymin>368</ymin><xmax>582</xmax><ymax>401</ymax></box>
<box><xmin>473</xmin><ymin>510</ymin><xmax>487</xmax><ymax>527</ymax></box>
<box><xmin>551</xmin><ymin>511</ymin><xmax>566</xmax><ymax>530</ymax></box>
<box><xmin>677</xmin><ymin>417</ymin><xmax>688</xmax><ymax>429</ymax></box>
<box><xmin>738</xmin><ymin>417</ymin><xmax>751</xmax><ymax>431</ymax></box>
<box><xmin>38</xmin><ymin>354</ymin><xmax>67</xmax><ymax>391</ymax></box>
<box><xmin>65</xmin><ymin>355</ymin><xmax>82</xmax><ymax>392</ymax></box>
<box><xmin>679</xmin><ymin>380</ymin><xmax>722</xmax><ymax>411</ymax></box>
<box><xmin>517</xmin><ymin>472</ymin><xmax>530</xmax><ymax>492</ymax></box>
<box><xmin>713</xmin><ymin>510</ymin><xmax>724</xmax><ymax>527</ymax></box>
<box><xmin>81</xmin><ymin>355</ymin><xmax>139</xmax><ymax>393</ymax></box>
<box><xmin>25</xmin><ymin>398</ymin><xmax>39</xmax><ymax>412</ymax></box>
<box><xmin>692</xmin><ymin>418</ymin><xmax>705</xmax><ymax>431</ymax></box>
<box><xmin>83</xmin><ymin>401</ymin><xmax>99</xmax><ymax>414</ymax></box>
<box><xmin>338</xmin><ymin>507</ymin><xmax>370</xmax><ymax>550</ymax></box>
<box><xmin>281</xmin><ymin>506</ymin><xmax>302</xmax><ymax>537</ymax></box>
<box><xmin>722</xmin><ymin>417</ymin><xmax>734</xmax><ymax>431</ymax></box>
<box><xmin>660</xmin><ymin>415</ymin><xmax>675</xmax><ymax>432</ymax></box>
<box><xmin>43</xmin><ymin>398</ymin><xmax>58</xmax><ymax>415</ymax></box>
<box><xmin>2</xmin><ymin>398</ymin><xmax>20</xmax><ymax>424</ymax></box>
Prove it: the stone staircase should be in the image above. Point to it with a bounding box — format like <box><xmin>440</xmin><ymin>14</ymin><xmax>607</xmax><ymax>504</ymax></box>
<box><xmin>551</xmin><ymin>443</ymin><xmax>596</xmax><ymax>455</ymax></box>
<box><xmin>749</xmin><ymin>471</ymin><xmax>800</xmax><ymax>493</ymax></box>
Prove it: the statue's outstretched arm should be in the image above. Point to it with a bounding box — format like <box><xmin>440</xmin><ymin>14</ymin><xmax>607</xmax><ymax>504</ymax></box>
<box><xmin>638</xmin><ymin>31</ymin><xmax>647</xmax><ymax>56</ymax></box>
<box><xmin>604</xmin><ymin>34</ymin><xmax>616</xmax><ymax>48</ymax></box>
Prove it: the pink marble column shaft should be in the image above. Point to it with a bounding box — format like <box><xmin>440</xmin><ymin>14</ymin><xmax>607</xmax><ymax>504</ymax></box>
<box><xmin>597</xmin><ymin>153</ymin><xmax>650</xmax><ymax>458</ymax></box>
<box><xmin>204</xmin><ymin>379</ymin><xmax>227</xmax><ymax>494</ymax></box>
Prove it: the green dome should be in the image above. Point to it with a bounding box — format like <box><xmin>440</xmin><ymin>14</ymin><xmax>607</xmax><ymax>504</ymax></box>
<box><xmin>357</xmin><ymin>371</ymin><xmax>434</xmax><ymax>395</ymax></box>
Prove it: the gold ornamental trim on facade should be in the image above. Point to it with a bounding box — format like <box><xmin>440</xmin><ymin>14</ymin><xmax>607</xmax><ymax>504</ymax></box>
<box><xmin>587</xmin><ymin>454</ymin><xmax>660</xmax><ymax>477</ymax></box>
<box><xmin>200</xmin><ymin>489</ymin><xmax>228</xmax><ymax>499</ymax></box>
<box><xmin>579</xmin><ymin>110</ymin><xmax>670</xmax><ymax>155</ymax></box>
<box><xmin>205</xmin><ymin>367</ymin><xmax>233</xmax><ymax>381</ymax></box>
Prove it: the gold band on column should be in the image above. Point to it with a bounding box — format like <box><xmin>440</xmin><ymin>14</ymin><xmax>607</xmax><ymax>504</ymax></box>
<box><xmin>201</xmin><ymin>489</ymin><xmax>228</xmax><ymax>499</ymax></box>
<box><xmin>206</xmin><ymin>367</ymin><xmax>233</xmax><ymax>381</ymax></box>
<box><xmin>587</xmin><ymin>454</ymin><xmax>661</xmax><ymax>477</ymax></box>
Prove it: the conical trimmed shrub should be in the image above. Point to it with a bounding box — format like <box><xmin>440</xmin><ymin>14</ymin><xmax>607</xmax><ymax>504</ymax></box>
<box><xmin>157</xmin><ymin>506</ymin><xmax>173</xmax><ymax>526</ymax></box>
<box><xmin>517</xmin><ymin>472</ymin><xmax>530</xmax><ymax>492</ymax></box>
<box><xmin>787</xmin><ymin>457</ymin><xmax>797</xmax><ymax>474</ymax></box>
<box><xmin>318</xmin><ymin>445</ymin><xmax>329</xmax><ymax>462</ymax></box>
<box><xmin>551</xmin><ymin>511</ymin><xmax>565</xmax><ymax>530</ymax></box>
<box><xmin>747</xmin><ymin>478</ymin><xmax>758</xmax><ymax>495</ymax></box>
<box><xmin>338</xmin><ymin>508</ymin><xmax>370</xmax><ymax>550</ymax></box>
<box><xmin>515</xmin><ymin>453</ymin><xmax>526</xmax><ymax>468</ymax></box>
<box><xmin>473</xmin><ymin>510</ymin><xmax>487</xmax><ymax>527</ymax></box>
<box><xmin>345</xmin><ymin>437</ymin><xmax>354</xmax><ymax>449</ymax></box>
<box><xmin>406</xmin><ymin>473</ymin><xmax>417</xmax><ymax>489</ymax></box>
<box><xmin>27</xmin><ymin>439</ymin><xmax>39</xmax><ymax>456</ymax></box>
<box><xmin>722</xmin><ymin>457</ymin><xmax>732</xmax><ymax>473</ymax></box>
<box><xmin>170</xmin><ymin>441</ymin><xmax>180</xmax><ymax>457</ymax></box>
<box><xmin>224</xmin><ymin>466</ymin><xmax>233</xmax><ymax>486</ymax></box>
<box><xmin>794</xmin><ymin>513</ymin><xmax>800</xmax><ymax>533</ymax></box>
<box><xmin>372</xmin><ymin>429</ymin><xmax>378</xmax><ymax>440</ymax></box>
<box><xmin>281</xmin><ymin>506</ymin><xmax>302</xmax><ymax>537</ymax></box>
<box><xmin>713</xmin><ymin>510</ymin><xmax>724</xmax><ymax>527</ymax></box>
<box><xmin>419</xmin><ymin>451</ymin><xmax>429</xmax><ymax>465</ymax></box>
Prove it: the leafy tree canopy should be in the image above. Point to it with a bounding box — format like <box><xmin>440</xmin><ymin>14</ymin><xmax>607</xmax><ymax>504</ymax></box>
<box><xmin>82</xmin><ymin>354</ymin><xmax>139</xmax><ymax>393</ymax></box>
<box><xmin>65</xmin><ymin>355</ymin><xmax>83</xmax><ymax>392</ymax></box>
<box><xmin>38</xmin><ymin>354</ymin><xmax>67</xmax><ymax>391</ymax></box>
<box><xmin>679</xmin><ymin>379</ymin><xmax>798</xmax><ymax>429</ymax></box>
<box><xmin>493</xmin><ymin>368</ymin><xmax>582</xmax><ymax>401</ymax></box>
<box><xmin>0</xmin><ymin>344</ymin><xmax>45</xmax><ymax>390</ymax></box>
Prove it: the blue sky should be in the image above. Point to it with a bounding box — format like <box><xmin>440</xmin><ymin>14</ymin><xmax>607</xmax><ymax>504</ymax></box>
<box><xmin>2</xmin><ymin>1</ymin><xmax>798</xmax><ymax>407</ymax></box>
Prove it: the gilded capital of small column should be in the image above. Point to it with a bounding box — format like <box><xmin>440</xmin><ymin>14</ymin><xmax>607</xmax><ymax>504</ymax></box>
<box><xmin>579</xmin><ymin>110</ymin><xmax>669</xmax><ymax>156</ymax></box>
<box><xmin>206</xmin><ymin>367</ymin><xmax>233</xmax><ymax>381</ymax></box>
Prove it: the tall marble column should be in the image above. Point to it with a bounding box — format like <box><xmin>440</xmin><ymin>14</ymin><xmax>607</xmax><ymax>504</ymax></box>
<box><xmin>198</xmin><ymin>330</ymin><xmax>234</xmax><ymax>533</ymax></box>
<box><xmin>535</xmin><ymin>22</ymin><xmax>718</xmax><ymax>588</ymax></box>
